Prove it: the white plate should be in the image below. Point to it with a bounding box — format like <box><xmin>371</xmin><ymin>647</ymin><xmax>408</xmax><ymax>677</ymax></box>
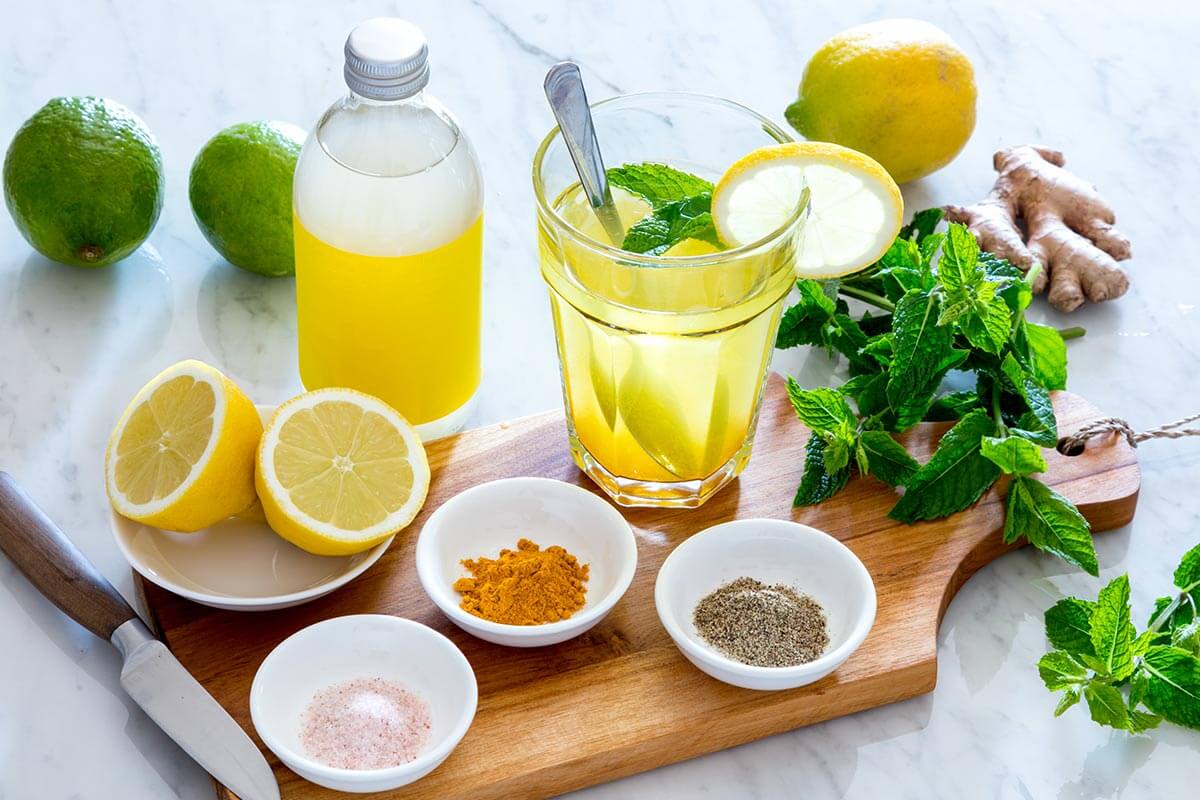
<box><xmin>416</xmin><ymin>477</ymin><xmax>637</xmax><ymax>647</ymax></box>
<box><xmin>110</xmin><ymin>405</ymin><xmax>392</xmax><ymax>611</ymax></box>
<box><xmin>655</xmin><ymin>518</ymin><xmax>876</xmax><ymax>691</ymax></box>
<box><xmin>250</xmin><ymin>614</ymin><xmax>477</xmax><ymax>793</ymax></box>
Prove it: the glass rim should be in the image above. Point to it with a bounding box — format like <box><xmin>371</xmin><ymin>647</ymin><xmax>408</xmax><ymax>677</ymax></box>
<box><xmin>532</xmin><ymin>91</ymin><xmax>807</xmax><ymax>267</ymax></box>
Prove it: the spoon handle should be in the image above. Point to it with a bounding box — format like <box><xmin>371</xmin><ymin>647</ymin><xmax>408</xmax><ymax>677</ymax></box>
<box><xmin>543</xmin><ymin>62</ymin><xmax>626</xmax><ymax>246</ymax></box>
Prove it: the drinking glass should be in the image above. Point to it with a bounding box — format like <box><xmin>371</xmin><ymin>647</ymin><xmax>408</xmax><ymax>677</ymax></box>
<box><xmin>533</xmin><ymin>92</ymin><xmax>806</xmax><ymax>507</ymax></box>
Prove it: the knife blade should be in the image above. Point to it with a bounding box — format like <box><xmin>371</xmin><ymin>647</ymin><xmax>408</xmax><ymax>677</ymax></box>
<box><xmin>0</xmin><ymin>472</ymin><xmax>280</xmax><ymax>800</ymax></box>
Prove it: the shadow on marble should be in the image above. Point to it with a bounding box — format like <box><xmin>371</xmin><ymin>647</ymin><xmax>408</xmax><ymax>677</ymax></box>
<box><xmin>16</xmin><ymin>246</ymin><xmax>173</xmax><ymax>375</ymax></box>
<box><xmin>0</xmin><ymin>558</ymin><xmax>207</xmax><ymax>794</ymax></box>
<box><xmin>1056</xmin><ymin>729</ymin><xmax>1158</xmax><ymax>800</ymax></box>
<box><xmin>196</xmin><ymin>257</ymin><xmax>299</xmax><ymax>397</ymax></box>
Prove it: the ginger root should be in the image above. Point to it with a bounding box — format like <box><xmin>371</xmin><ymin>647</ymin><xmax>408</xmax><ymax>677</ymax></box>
<box><xmin>944</xmin><ymin>145</ymin><xmax>1130</xmax><ymax>312</ymax></box>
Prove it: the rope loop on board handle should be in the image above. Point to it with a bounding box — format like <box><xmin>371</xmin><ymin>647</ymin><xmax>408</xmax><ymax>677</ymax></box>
<box><xmin>1057</xmin><ymin>412</ymin><xmax>1200</xmax><ymax>456</ymax></box>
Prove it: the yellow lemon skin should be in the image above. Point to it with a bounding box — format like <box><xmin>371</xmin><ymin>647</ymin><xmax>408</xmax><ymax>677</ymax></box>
<box><xmin>105</xmin><ymin>362</ymin><xmax>262</xmax><ymax>532</ymax></box>
<box><xmin>786</xmin><ymin>19</ymin><xmax>977</xmax><ymax>184</ymax></box>
<box><xmin>255</xmin><ymin>389</ymin><xmax>430</xmax><ymax>557</ymax></box>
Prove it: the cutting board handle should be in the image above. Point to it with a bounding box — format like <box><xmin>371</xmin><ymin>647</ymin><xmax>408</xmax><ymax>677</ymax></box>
<box><xmin>0</xmin><ymin>472</ymin><xmax>137</xmax><ymax>641</ymax></box>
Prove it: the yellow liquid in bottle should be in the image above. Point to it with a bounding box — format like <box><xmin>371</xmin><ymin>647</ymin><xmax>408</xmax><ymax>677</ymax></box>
<box><xmin>292</xmin><ymin>90</ymin><xmax>484</xmax><ymax>435</ymax></box>
<box><xmin>294</xmin><ymin>214</ymin><xmax>482</xmax><ymax>425</ymax></box>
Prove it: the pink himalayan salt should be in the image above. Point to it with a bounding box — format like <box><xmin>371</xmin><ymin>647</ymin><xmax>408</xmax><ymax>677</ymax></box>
<box><xmin>299</xmin><ymin>677</ymin><xmax>432</xmax><ymax>770</ymax></box>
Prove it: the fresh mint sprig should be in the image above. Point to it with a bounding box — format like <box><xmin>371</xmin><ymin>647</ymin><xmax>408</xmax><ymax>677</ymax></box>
<box><xmin>1039</xmin><ymin>543</ymin><xmax>1200</xmax><ymax>733</ymax></box>
<box><xmin>778</xmin><ymin>209</ymin><xmax>1099</xmax><ymax>575</ymax></box>
<box><xmin>605</xmin><ymin>163</ymin><xmax>720</xmax><ymax>255</ymax></box>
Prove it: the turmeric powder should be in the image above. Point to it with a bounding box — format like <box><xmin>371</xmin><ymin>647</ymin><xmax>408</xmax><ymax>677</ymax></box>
<box><xmin>452</xmin><ymin>538</ymin><xmax>589</xmax><ymax>625</ymax></box>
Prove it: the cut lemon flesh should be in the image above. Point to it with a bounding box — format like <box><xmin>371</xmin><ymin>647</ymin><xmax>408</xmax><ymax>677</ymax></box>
<box><xmin>712</xmin><ymin>141</ymin><xmax>903</xmax><ymax>278</ymax></box>
<box><xmin>105</xmin><ymin>360</ymin><xmax>262</xmax><ymax>532</ymax></box>
<box><xmin>256</xmin><ymin>388</ymin><xmax>430</xmax><ymax>556</ymax></box>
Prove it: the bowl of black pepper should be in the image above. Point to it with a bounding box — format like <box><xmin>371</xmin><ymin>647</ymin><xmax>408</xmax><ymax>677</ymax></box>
<box><xmin>654</xmin><ymin>518</ymin><xmax>876</xmax><ymax>691</ymax></box>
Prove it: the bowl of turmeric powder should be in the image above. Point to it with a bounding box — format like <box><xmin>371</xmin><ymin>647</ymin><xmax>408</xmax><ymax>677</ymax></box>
<box><xmin>415</xmin><ymin>477</ymin><xmax>638</xmax><ymax>647</ymax></box>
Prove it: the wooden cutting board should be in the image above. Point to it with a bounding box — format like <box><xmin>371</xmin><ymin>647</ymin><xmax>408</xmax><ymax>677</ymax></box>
<box><xmin>138</xmin><ymin>375</ymin><xmax>1140</xmax><ymax>800</ymax></box>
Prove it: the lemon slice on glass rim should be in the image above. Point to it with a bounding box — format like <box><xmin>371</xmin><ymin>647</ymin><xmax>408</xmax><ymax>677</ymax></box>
<box><xmin>105</xmin><ymin>360</ymin><xmax>262</xmax><ymax>532</ymax></box>
<box><xmin>256</xmin><ymin>388</ymin><xmax>430</xmax><ymax>556</ymax></box>
<box><xmin>711</xmin><ymin>141</ymin><xmax>904</xmax><ymax>278</ymax></box>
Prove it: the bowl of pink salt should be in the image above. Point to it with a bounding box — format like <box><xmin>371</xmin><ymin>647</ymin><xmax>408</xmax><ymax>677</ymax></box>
<box><xmin>250</xmin><ymin>614</ymin><xmax>477</xmax><ymax>793</ymax></box>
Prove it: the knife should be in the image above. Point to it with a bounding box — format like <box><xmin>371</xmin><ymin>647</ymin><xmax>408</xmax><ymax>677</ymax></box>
<box><xmin>0</xmin><ymin>472</ymin><xmax>280</xmax><ymax>800</ymax></box>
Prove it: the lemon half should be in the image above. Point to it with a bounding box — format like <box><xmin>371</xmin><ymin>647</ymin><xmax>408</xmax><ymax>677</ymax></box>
<box><xmin>711</xmin><ymin>141</ymin><xmax>903</xmax><ymax>278</ymax></box>
<box><xmin>105</xmin><ymin>360</ymin><xmax>261</xmax><ymax>531</ymax></box>
<box><xmin>256</xmin><ymin>388</ymin><xmax>430</xmax><ymax>556</ymax></box>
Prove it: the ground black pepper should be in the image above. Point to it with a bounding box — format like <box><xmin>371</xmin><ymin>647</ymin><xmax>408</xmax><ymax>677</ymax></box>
<box><xmin>692</xmin><ymin>576</ymin><xmax>829</xmax><ymax>667</ymax></box>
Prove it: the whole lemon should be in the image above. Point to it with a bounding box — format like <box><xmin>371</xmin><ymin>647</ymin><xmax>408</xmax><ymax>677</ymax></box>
<box><xmin>785</xmin><ymin>19</ymin><xmax>976</xmax><ymax>184</ymax></box>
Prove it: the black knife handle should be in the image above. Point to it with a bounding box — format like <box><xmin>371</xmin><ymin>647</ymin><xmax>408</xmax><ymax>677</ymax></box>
<box><xmin>0</xmin><ymin>472</ymin><xmax>137</xmax><ymax>641</ymax></box>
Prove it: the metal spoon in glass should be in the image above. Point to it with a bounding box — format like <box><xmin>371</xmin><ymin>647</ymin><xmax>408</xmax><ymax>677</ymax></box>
<box><xmin>543</xmin><ymin>62</ymin><xmax>626</xmax><ymax>247</ymax></box>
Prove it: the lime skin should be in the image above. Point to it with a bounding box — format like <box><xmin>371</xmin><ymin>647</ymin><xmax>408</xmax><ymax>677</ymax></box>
<box><xmin>188</xmin><ymin>121</ymin><xmax>305</xmax><ymax>277</ymax></box>
<box><xmin>3</xmin><ymin>96</ymin><xmax>164</xmax><ymax>267</ymax></box>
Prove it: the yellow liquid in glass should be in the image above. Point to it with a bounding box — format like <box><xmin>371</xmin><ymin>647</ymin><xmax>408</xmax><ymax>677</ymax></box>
<box><xmin>294</xmin><ymin>214</ymin><xmax>483</xmax><ymax>425</ymax></box>
<box><xmin>543</xmin><ymin>187</ymin><xmax>793</xmax><ymax>483</ymax></box>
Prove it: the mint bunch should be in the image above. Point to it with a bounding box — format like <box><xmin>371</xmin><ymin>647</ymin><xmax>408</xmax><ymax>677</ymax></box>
<box><xmin>779</xmin><ymin>209</ymin><xmax>1097</xmax><ymax>574</ymax></box>
<box><xmin>606</xmin><ymin>163</ymin><xmax>721</xmax><ymax>255</ymax></box>
<box><xmin>1039</xmin><ymin>543</ymin><xmax>1200</xmax><ymax>733</ymax></box>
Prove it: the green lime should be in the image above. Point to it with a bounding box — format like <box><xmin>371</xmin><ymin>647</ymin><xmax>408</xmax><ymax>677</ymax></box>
<box><xmin>189</xmin><ymin>121</ymin><xmax>304</xmax><ymax>277</ymax></box>
<box><xmin>3</xmin><ymin>97</ymin><xmax>164</xmax><ymax>267</ymax></box>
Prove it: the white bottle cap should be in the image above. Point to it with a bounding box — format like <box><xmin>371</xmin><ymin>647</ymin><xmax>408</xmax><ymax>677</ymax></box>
<box><xmin>344</xmin><ymin>18</ymin><xmax>429</xmax><ymax>101</ymax></box>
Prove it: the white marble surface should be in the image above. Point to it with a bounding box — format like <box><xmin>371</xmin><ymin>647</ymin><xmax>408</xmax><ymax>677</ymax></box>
<box><xmin>1</xmin><ymin>0</ymin><xmax>1198</xmax><ymax>797</ymax></box>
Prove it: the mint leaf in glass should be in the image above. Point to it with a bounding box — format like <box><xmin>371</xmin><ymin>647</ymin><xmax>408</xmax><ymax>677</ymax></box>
<box><xmin>606</xmin><ymin>162</ymin><xmax>713</xmax><ymax>207</ymax></box>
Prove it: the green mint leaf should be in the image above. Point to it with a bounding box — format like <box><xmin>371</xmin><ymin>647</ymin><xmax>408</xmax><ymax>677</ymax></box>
<box><xmin>1172</xmin><ymin>620</ymin><xmax>1200</xmax><ymax>656</ymax></box>
<box><xmin>1054</xmin><ymin>687</ymin><xmax>1082</xmax><ymax>716</ymax></box>
<box><xmin>1085</xmin><ymin>682</ymin><xmax>1131</xmax><ymax>730</ymax></box>
<box><xmin>786</xmin><ymin>380</ymin><xmax>855</xmax><ymax>433</ymax></box>
<box><xmin>1091</xmin><ymin>574</ymin><xmax>1137</xmax><ymax>680</ymax></box>
<box><xmin>1147</xmin><ymin>595</ymin><xmax>1196</xmax><ymax>639</ymax></box>
<box><xmin>937</xmin><ymin>223</ymin><xmax>982</xmax><ymax>293</ymax></box>
<box><xmin>798</xmin><ymin>279</ymin><xmax>837</xmax><ymax>316</ymax></box>
<box><xmin>827</xmin><ymin>313</ymin><xmax>871</xmax><ymax>368</ymax></box>
<box><xmin>920</xmin><ymin>232</ymin><xmax>946</xmax><ymax>267</ymax></box>
<box><xmin>861</xmin><ymin>334</ymin><xmax>894</xmax><ymax>368</ymax></box>
<box><xmin>960</xmin><ymin>294</ymin><xmax>1013</xmax><ymax>355</ymax></box>
<box><xmin>900</xmin><ymin>208</ymin><xmax>944</xmax><ymax>243</ymax></box>
<box><xmin>859</xmin><ymin>430</ymin><xmax>919</xmax><ymax>487</ymax></box>
<box><xmin>851</xmin><ymin>372</ymin><xmax>890</xmax><ymax>418</ymax></box>
<box><xmin>889</xmin><ymin>409</ymin><xmax>1000</xmax><ymax>522</ymax></box>
<box><xmin>1175</xmin><ymin>542</ymin><xmax>1200</xmax><ymax>590</ymax></box>
<box><xmin>887</xmin><ymin>289</ymin><xmax>964</xmax><ymax>428</ymax></box>
<box><xmin>822</xmin><ymin>433</ymin><xmax>853</xmax><ymax>473</ymax></box>
<box><xmin>606</xmin><ymin>163</ymin><xmax>713</xmax><ymax>207</ymax></box>
<box><xmin>1142</xmin><ymin>645</ymin><xmax>1200</xmax><ymax>729</ymax></box>
<box><xmin>1004</xmin><ymin>476</ymin><xmax>1098</xmax><ymax>575</ymax></box>
<box><xmin>621</xmin><ymin>193</ymin><xmax>718</xmax><ymax>255</ymax></box>
<box><xmin>794</xmin><ymin>433</ymin><xmax>851</xmax><ymax>507</ymax></box>
<box><xmin>877</xmin><ymin>238</ymin><xmax>933</xmax><ymax>296</ymax></box>
<box><xmin>1001</xmin><ymin>353</ymin><xmax>1058</xmax><ymax>444</ymax></box>
<box><xmin>777</xmin><ymin>281</ymin><xmax>835</xmax><ymax>349</ymax></box>
<box><xmin>981</xmin><ymin>435</ymin><xmax>1047</xmax><ymax>475</ymax></box>
<box><xmin>1130</xmin><ymin>670</ymin><xmax>1150</xmax><ymax>706</ymax></box>
<box><xmin>924</xmin><ymin>391</ymin><xmax>979</xmax><ymax>422</ymax></box>
<box><xmin>979</xmin><ymin>252</ymin><xmax>1029</xmax><ymax>312</ymax></box>
<box><xmin>1128</xmin><ymin>709</ymin><xmax>1163</xmax><ymax>734</ymax></box>
<box><xmin>1045</xmin><ymin>597</ymin><xmax>1097</xmax><ymax>656</ymax></box>
<box><xmin>1038</xmin><ymin>650</ymin><xmax>1089</xmax><ymax>691</ymax></box>
<box><xmin>1008</xmin><ymin>410</ymin><xmax>1060</xmax><ymax>449</ymax></box>
<box><xmin>1020</xmin><ymin>322</ymin><xmax>1068</xmax><ymax>391</ymax></box>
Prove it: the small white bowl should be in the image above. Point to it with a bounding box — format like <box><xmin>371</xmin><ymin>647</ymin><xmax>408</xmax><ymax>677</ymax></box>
<box><xmin>416</xmin><ymin>477</ymin><xmax>637</xmax><ymax>647</ymax></box>
<box><xmin>655</xmin><ymin>518</ymin><xmax>876</xmax><ymax>691</ymax></box>
<box><xmin>250</xmin><ymin>615</ymin><xmax>477</xmax><ymax>794</ymax></box>
<box><xmin>110</xmin><ymin>405</ymin><xmax>391</xmax><ymax>611</ymax></box>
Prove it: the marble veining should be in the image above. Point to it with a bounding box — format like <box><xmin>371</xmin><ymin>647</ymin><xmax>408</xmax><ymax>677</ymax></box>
<box><xmin>1</xmin><ymin>1</ymin><xmax>1198</xmax><ymax>798</ymax></box>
